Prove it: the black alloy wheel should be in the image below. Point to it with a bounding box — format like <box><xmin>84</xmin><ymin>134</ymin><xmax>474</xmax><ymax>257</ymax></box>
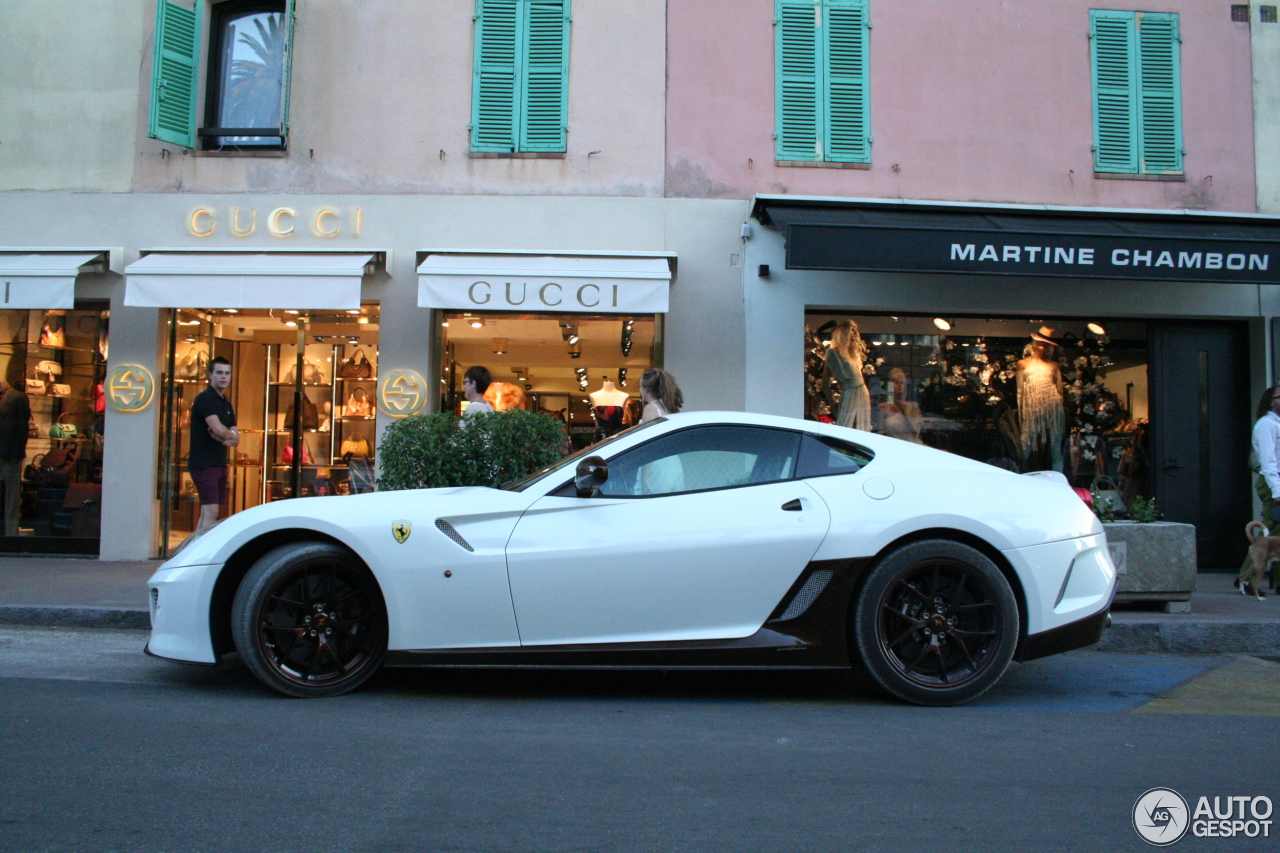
<box><xmin>231</xmin><ymin>541</ymin><xmax>388</xmax><ymax>698</ymax></box>
<box><xmin>853</xmin><ymin>539</ymin><xmax>1019</xmax><ymax>706</ymax></box>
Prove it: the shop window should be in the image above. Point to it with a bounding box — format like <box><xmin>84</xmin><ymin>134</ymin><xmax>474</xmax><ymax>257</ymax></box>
<box><xmin>147</xmin><ymin>0</ymin><xmax>295</xmax><ymax>151</ymax></box>
<box><xmin>1089</xmin><ymin>10</ymin><xmax>1183</xmax><ymax>176</ymax></box>
<box><xmin>774</xmin><ymin>0</ymin><xmax>871</xmax><ymax>165</ymax></box>
<box><xmin>470</xmin><ymin>0</ymin><xmax>571</xmax><ymax>154</ymax></box>
<box><xmin>804</xmin><ymin>314</ymin><xmax>1151</xmax><ymax>504</ymax></box>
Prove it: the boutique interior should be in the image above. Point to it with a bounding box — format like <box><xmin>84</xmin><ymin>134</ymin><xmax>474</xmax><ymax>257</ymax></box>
<box><xmin>160</xmin><ymin>306</ymin><xmax>380</xmax><ymax>552</ymax></box>
<box><xmin>805</xmin><ymin>313</ymin><xmax>1151</xmax><ymax>505</ymax></box>
<box><xmin>438</xmin><ymin>311</ymin><xmax>656</xmax><ymax>447</ymax></box>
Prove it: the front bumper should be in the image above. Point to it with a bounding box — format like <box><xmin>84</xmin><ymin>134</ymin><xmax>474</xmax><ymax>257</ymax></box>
<box><xmin>146</xmin><ymin>562</ymin><xmax>220</xmax><ymax>664</ymax></box>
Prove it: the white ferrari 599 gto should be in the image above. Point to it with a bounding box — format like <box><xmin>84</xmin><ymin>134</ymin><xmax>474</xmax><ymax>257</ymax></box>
<box><xmin>146</xmin><ymin>411</ymin><xmax>1115</xmax><ymax>706</ymax></box>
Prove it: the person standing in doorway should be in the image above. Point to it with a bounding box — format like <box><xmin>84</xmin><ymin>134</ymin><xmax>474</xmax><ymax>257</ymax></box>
<box><xmin>462</xmin><ymin>366</ymin><xmax>494</xmax><ymax>419</ymax></box>
<box><xmin>0</xmin><ymin>379</ymin><xmax>31</xmax><ymax>536</ymax></box>
<box><xmin>189</xmin><ymin>356</ymin><xmax>238</xmax><ymax>533</ymax></box>
<box><xmin>639</xmin><ymin>368</ymin><xmax>683</xmax><ymax>423</ymax></box>
<box><xmin>1241</xmin><ymin>385</ymin><xmax>1280</xmax><ymax>594</ymax></box>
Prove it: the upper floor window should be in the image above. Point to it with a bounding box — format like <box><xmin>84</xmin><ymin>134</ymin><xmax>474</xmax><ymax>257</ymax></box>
<box><xmin>147</xmin><ymin>0</ymin><xmax>295</xmax><ymax>152</ymax></box>
<box><xmin>470</xmin><ymin>0</ymin><xmax>571</xmax><ymax>154</ymax></box>
<box><xmin>774</xmin><ymin>0</ymin><xmax>870</xmax><ymax>165</ymax></box>
<box><xmin>1089</xmin><ymin>10</ymin><xmax>1183</xmax><ymax>176</ymax></box>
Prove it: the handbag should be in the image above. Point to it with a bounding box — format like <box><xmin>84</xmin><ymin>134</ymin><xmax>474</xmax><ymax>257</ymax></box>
<box><xmin>284</xmin><ymin>394</ymin><xmax>320</xmax><ymax>430</ymax></box>
<box><xmin>338</xmin><ymin>348</ymin><xmax>373</xmax><ymax>379</ymax></box>
<box><xmin>25</xmin><ymin>380</ymin><xmax>45</xmax><ymax>396</ymax></box>
<box><xmin>49</xmin><ymin>417</ymin><xmax>77</xmax><ymax>439</ymax></box>
<box><xmin>40</xmin><ymin>444</ymin><xmax>77</xmax><ymax>488</ymax></box>
<box><xmin>39</xmin><ymin>312</ymin><xmax>66</xmax><ymax>348</ymax></box>
<box><xmin>176</xmin><ymin>349</ymin><xmax>207</xmax><ymax>380</ymax></box>
<box><xmin>1091</xmin><ymin>475</ymin><xmax>1128</xmax><ymax>517</ymax></box>
<box><xmin>284</xmin><ymin>359</ymin><xmax>323</xmax><ymax>385</ymax></box>
<box><xmin>49</xmin><ymin>384</ymin><xmax>71</xmax><ymax>398</ymax></box>
<box><xmin>24</xmin><ymin>453</ymin><xmax>45</xmax><ymax>484</ymax></box>
<box><xmin>340</xmin><ymin>430</ymin><xmax>371</xmax><ymax>458</ymax></box>
<box><xmin>282</xmin><ymin>439</ymin><xmax>312</xmax><ymax>464</ymax></box>
<box><xmin>344</xmin><ymin>387</ymin><xmax>373</xmax><ymax>418</ymax></box>
<box><xmin>34</xmin><ymin>360</ymin><xmax>62</xmax><ymax>383</ymax></box>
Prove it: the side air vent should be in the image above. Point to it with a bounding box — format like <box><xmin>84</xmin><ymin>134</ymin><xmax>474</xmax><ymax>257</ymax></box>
<box><xmin>776</xmin><ymin>568</ymin><xmax>834</xmax><ymax>621</ymax></box>
<box><xmin>435</xmin><ymin>519</ymin><xmax>474</xmax><ymax>552</ymax></box>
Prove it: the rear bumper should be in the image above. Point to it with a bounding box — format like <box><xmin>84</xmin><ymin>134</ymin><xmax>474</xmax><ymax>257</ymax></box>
<box><xmin>1014</xmin><ymin>594</ymin><xmax>1113</xmax><ymax>662</ymax></box>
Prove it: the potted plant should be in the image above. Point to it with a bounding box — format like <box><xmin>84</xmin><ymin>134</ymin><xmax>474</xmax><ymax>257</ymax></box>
<box><xmin>1099</xmin><ymin>496</ymin><xmax>1197</xmax><ymax>613</ymax></box>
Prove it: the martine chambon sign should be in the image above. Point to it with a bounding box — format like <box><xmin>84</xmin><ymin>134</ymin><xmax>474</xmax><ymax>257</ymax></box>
<box><xmin>785</xmin><ymin>224</ymin><xmax>1280</xmax><ymax>284</ymax></box>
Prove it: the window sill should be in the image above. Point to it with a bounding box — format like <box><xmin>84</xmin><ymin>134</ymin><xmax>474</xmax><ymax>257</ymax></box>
<box><xmin>1094</xmin><ymin>171</ymin><xmax>1184</xmax><ymax>182</ymax></box>
<box><xmin>191</xmin><ymin>149</ymin><xmax>288</xmax><ymax>158</ymax></box>
<box><xmin>469</xmin><ymin>151</ymin><xmax>566</xmax><ymax>159</ymax></box>
<box><xmin>775</xmin><ymin>160</ymin><xmax>870</xmax><ymax>170</ymax></box>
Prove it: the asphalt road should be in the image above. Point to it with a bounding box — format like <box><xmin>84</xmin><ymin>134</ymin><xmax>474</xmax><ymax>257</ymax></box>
<box><xmin>1</xmin><ymin>626</ymin><xmax>1278</xmax><ymax>853</ymax></box>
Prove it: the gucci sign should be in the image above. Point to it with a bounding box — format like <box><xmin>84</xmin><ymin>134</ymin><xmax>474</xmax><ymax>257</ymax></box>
<box><xmin>378</xmin><ymin>369</ymin><xmax>427</xmax><ymax>418</ymax></box>
<box><xmin>106</xmin><ymin>365</ymin><xmax>155</xmax><ymax>412</ymax></box>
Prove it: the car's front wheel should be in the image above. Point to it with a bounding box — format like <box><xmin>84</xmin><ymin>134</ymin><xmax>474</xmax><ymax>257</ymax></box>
<box><xmin>853</xmin><ymin>539</ymin><xmax>1019</xmax><ymax>706</ymax></box>
<box><xmin>231</xmin><ymin>541</ymin><xmax>388</xmax><ymax>698</ymax></box>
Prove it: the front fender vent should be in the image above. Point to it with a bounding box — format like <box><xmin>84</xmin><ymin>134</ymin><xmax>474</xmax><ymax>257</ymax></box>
<box><xmin>776</xmin><ymin>568</ymin><xmax>834</xmax><ymax>621</ymax></box>
<box><xmin>435</xmin><ymin>519</ymin><xmax>474</xmax><ymax>552</ymax></box>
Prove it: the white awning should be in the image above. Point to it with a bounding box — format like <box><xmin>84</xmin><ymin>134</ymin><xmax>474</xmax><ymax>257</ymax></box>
<box><xmin>418</xmin><ymin>254</ymin><xmax>673</xmax><ymax>313</ymax></box>
<box><xmin>124</xmin><ymin>252</ymin><xmax>375</xmax><ymax>309</ymax></box>
<box><xmin>0</xmin><ymin>253</ymin><xmax>102</xmax><ymax>309</ymax></box>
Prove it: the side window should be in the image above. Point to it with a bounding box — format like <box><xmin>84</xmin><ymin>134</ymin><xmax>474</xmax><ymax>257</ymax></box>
<box><xmin>471</xmin><ymin>0</ymin><xmax>571</xmax><ymax>154</ymax></box>
<box><xmin>795</xmin><ymin>433</ymin><xmax>874</xmax><ymax>479</ymax></box>
<box><xmin>148</xmin><ymin>0</ymin><xmax>295</xmax><ymax>151</ymax></box>
<box><xmin>599</xmin><ymin>427</ymin><xmax>803</xmax><ymax>497</ymax></box>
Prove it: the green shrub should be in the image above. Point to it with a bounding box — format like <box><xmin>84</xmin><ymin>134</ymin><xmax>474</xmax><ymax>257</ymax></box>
<box><xmin>1129</xmin><ymin>495</ymin><xmax>1159</xmax><ymax>523</ymax></box>
<box><xmin>377</xmin><ymin>409</ymin><xmax>568</xmax><ymax>491</ymax></box>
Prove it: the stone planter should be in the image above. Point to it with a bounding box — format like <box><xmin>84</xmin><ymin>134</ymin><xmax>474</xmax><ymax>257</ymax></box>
<box><xmin>1104</xmin><ymin>521</ymin><xmax>1197</xmax><ymax>613</ymax></box>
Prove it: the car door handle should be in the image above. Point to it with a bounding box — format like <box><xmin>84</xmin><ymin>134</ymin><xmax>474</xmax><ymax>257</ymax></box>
<box><xmin>781</xmin><ymin>499</ymin><xmax>803</xmax><ymax>512</ymax></box>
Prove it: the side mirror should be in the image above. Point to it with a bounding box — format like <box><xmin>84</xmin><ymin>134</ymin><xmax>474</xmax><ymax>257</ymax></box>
<box><xmin>575</xmin><ymin>456</ymin><xmax>609</xmax><ymax>497</ymax></box>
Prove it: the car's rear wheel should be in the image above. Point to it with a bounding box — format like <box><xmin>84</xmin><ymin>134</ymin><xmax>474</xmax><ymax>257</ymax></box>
<box><xmin>231</xmin><ymin>541</ymin><xmax>387</xmax><ymax>698</ymax></box>
<box><xmin>853</xmin><ymin>539</ymin><xmax>1019</xmax><ymax>706</ymax></box>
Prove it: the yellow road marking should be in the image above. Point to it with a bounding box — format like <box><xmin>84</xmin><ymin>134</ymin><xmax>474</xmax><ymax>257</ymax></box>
<box><xmin>1135</xmin><ymin>655</ymin><xmax>1280</xmax><ymax>716</ymax></box>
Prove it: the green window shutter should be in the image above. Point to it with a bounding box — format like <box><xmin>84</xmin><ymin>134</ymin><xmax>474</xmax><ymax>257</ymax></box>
<box><xmin>1090</xmin><ymin>10</ymin><xmax>1138</xmax><ymax>173</ymax></box>
<box><xmin>518</xmin><ymin>0</ymin><xmax>569</xmax><ymax>152</ymax></box>
<box><xmin>776</xmin><ymin>0</ymin><xmax>820</xmax><ymax>160</ymax></box>
<box><xmin>1136</xmin><ymin>12</ymin><xmax>1182</xmax><ymax>173</ymax></box>
<box><xmin>278</xmin><ymin>0</ymin><xmax>296</xmax><ymax>142</ymax></box>
<box><xmin>823</xmin><ymin>0</ymin><xmax>869</xmax><ymax>163</ymax></box>
<box><xmin>148</xmin><ymin>0</ymin><xmax>201</xmax><ymax>148</ymax></box>
<box><xmin>472</xmin><ymin>0</ymin><xmax>520</xmax><ymax>152</ymax></box>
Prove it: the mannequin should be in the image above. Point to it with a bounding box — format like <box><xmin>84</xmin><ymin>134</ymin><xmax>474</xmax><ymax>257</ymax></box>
<box><xmin>589</xmin><ymin>378</ymin><xmax>630</xmax><ymax>442</ymax></box>
<box><xmin>824</xmin><ymin>320</ymin><xmax>872</xmax><ymax>430</ymax></box>
<box><xmin>1017</xmin><ymin>326</ymin><xmax>1065</xmax><ymax>472</ymax></box>
<box><xmin>881</xmin><ymin>367</ymin><xmax>923</xmax><ymax>444</ymax></box>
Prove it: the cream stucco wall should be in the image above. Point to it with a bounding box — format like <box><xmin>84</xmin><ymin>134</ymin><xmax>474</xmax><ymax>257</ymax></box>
<box><xmin>129</xmin><ymin>0</ymin><xmax>668</xmax><ymax>196</ymax></box>
<box><xmin>0</xmin><ymin>0</ymin><xmax>145</xmax><ymax>191</ymax></box>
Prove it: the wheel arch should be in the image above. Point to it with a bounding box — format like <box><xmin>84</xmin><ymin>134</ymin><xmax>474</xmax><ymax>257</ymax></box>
<box><xmin>851</xmin><ymin>527</ymin><xmax>1028</xmax><ymax>644</ymax></box>
<box><xmin>208</xmin><ymin>528</ymin><xmax>373</xmax><ymax>658</ymax></box>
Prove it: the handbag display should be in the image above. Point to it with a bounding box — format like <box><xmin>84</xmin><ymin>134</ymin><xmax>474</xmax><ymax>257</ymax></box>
<box><xmin>176</xmin><ymin>349</ymin><xmax>207</xmax><ymax>380</ymax></box>
<box><xmin>284</xmin><ymin>358</ymin><xmax>324</xmax><ymax>385</ymax></box>
<box><xmin>34</xmin><ymin>360</ymin><xmax>62</xmax><ymax>383</ymax></box>
<box><xmin>39</xmin><ymin>312</ymin><xmax>66</xmax><ymax>348</ymax></box>
<box><xmin>340</xmin><ymin>430</ymin><xmax>372</xmax><ymax>458</ymax></box>
<box><xmin>284</xmin><ymin>394</ymin><xmax>320</xmax><ymax>430</ymax></box>
<box><xmin>49</xmin><ymin>415</ymin><xmax>77</xmax><ymax>439</ymax></box>
<box><xmin>338</xmin><ymin>348</ymin><xmax>373</xmax><ymax>379</ymax></box>
<box><xmin>49</xmin><ymin>383</ymin><xmax>71</xmax><ymax>398</ymax></box>
<box><xmin>25</xmin><ymin>380</ymin><xmax>45</xmax><ymax>396</ymax></box>
<box><xmin>344</xmin><ymin>387</ymin><xmax>373</xmax><ymax>418</ymax></box>
<box><xmin>282</xmin><ymin>439</ymin><xmax>313</xmax><ymax>465</ymax></box>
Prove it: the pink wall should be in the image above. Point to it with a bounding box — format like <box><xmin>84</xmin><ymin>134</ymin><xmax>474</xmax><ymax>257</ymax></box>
<box><xmin>667</xmin><ymin>0</ymin><xmax>1256</xmax><ymax>211</ymax></box>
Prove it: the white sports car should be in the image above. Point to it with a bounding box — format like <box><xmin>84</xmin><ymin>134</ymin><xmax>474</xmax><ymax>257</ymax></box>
<box><xmin>146</xmin><ymin>411</ymin><xmax>1116</xmax><ymax>706</ymax></box>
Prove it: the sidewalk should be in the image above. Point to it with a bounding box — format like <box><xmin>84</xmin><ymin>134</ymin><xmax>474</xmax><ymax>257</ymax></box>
<box><xmin>0</xmin><ymin>556</ymin><xmax>1277</xmax><ymax>655</ymax></box>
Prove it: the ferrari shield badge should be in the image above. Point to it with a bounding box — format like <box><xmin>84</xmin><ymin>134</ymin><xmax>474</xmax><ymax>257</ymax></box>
<box><xmin>392</xmin><ymin>520</ymin><xmax>412</xmax><ymax>544</ymax></box>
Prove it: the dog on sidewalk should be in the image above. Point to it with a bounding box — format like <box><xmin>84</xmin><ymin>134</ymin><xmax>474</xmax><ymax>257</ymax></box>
<box><xmin>1238</xmin><ymin>521</ymin><xmax>1278</xmax><ymax>600</ymax></box>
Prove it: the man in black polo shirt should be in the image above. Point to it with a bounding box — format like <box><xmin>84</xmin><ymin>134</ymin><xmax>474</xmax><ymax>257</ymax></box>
<box><xmin>189</xmin><ymin>356</ymin><xmax>238</xmax><ymax>533</ymax></box>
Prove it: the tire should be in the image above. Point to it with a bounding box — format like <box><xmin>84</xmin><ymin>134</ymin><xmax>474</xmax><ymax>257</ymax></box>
<box><xmin>853</xmin><ymin>539</ymin><xmax>1019</xmax><ymax>706</ymax></box>
<box><xmin>231</xmin><ymin>541</ymin><xmax>388</xmax><ymax>698</ymax></box>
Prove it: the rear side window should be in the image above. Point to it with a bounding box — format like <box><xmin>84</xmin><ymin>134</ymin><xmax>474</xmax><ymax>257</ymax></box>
<box><xmin>796</xmin><ymin>433</ymin><xmax>874</xmax><ymax>479</ymax></box>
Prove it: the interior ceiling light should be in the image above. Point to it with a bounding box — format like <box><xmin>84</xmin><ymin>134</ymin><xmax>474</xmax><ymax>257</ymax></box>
<box><xmin>441</xmin><ymin>320</ymin><xmax>449</xmax><ymax>327</ymax></box>
<box><xmin>358</xmin><ymin>317</ymin><xmax>370</xmax><ymax>325</ymax></box>
<box><xmin>1087</xmin><ymin>322</ymin><xmax>1107</xmax><ymax>335</ymax></box>
<box><xmin>933</xmin><ymin>317</ymin><xmax>953</xmax><ymax>331</ymax></box>
<box><xmin>347</xmin><ymin>309</ymin><xmax>360</xmax><ymax>315</ymax></box>
<box><xmin>470</xmin><ymin>319</ymin><xmax>483</xmax><ymax>328</ymax></box>
<box><xmin>284</xmin><ymin>320</ymin><xmax>297</xmax><ymax>327</ymax></box>
<box><xmin>225</xmin><ymin>308</ymin><xmax>238</xmax><ymax>314</ymax></box>
<box><xmin>567</xmin><ymin>334</ymin><xmax>579</xmax><ymax>345</ymax></box>
<box><xmin>284</xmin><ymin>309</ymin><xmax>300</xmax><ymax>315</ymax></box>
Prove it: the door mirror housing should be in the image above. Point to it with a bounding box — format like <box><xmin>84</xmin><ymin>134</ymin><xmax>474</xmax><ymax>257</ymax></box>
<box><xmin>575</xmin><ymin>456</ymin><xmax>609</xmax><ymax>497</ymax></box>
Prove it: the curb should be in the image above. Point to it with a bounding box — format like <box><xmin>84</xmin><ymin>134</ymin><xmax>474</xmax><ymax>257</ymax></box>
<box><xmin>0</xmin><ymin>606</ymin><xmax>150</xmax><ymax>630</ymax></box>
<box><xmin>1095</xmin><ymin>620</ymin><xmax>1280</xmax><ymax>655</ymax></box>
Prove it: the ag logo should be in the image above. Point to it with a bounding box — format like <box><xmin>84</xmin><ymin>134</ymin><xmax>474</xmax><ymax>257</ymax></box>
<box><xmin>106</xmin><ymin>365</ymin><xmax>155</xmax><ymax>412</ymax></box>
<box><xmin>1133</xmin><ymin>787</ymin><xmax>1190</xmax><ymax>846</ymax></box>
<box><xmin>391</xmin><ymin>520</ymin><xmax>412</xmax><ymax>544</ymax></box>
<box><xmin>378</xmin><ymin>369</ymin><xmax>426</xmax><ymax>418</ymax></box>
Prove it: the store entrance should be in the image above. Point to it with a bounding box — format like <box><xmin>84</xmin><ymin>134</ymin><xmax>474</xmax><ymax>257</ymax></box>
<box><xmin>1151</xmin><ymin>322</ymin><xmax>1251</xmax><ymax>568</ymax></box>
<box><xmin>438</xmin><ymin>311</ymin><xmax>657</xmax><ymax>450</ymax></box>
<box><xmin>158</xmin><ymin>306</ymin><xmax>379</xmax><ymax>556</ymax></box>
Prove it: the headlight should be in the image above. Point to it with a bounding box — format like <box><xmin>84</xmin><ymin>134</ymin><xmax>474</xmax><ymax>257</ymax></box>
<box><xmin>169</xmin><ymin>521</ymin><xmax>221</xmax><ymax>560</ymax></box>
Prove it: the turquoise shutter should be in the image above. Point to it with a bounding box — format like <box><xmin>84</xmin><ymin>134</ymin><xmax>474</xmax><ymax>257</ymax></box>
<box><xmin>518</xmin><ymin>0</ymin><xmax>569</xmax><ymax>151</ymax></box>
<box><xmin>824</xmin><ymin>0</ymin><xmax>869</xmax><ymax>163</ymax></box>
<box><xmin>278</xmin><ymin>0</ymin><xmax>296</xmax><ymax>141</ymax></box>
<box><xmin>472</xmin><ymin>0</ymin><xmax>520</xmax><ymax>151</ymax></box>
<box><xmin>148</xmin><ymin>0</ymin><xmax>201</xmax><ymax>148</ymax></box>
<box><xmin>1090</xmin><ymin>10</ymin><xmax>1138</xmax><ymax>173</ymax></box>
<box><xmin>776</xmin><ymin>0</ymin><xmax>820</xmax><ymax>160</ymax></box>
<box><xmin>1136</xmin><ymin>12</ymin><xmax>1182</xmax><ymax>173</ymax></box>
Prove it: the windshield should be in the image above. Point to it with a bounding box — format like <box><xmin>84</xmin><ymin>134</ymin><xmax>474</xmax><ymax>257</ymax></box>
<box><xmin>500</xmin><ymin>419</ymin><xmax>667</xmax><ymax>492</ymax></box>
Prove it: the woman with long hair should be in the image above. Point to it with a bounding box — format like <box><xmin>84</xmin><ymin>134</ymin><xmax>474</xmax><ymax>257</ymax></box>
<box><xmin>639</xmin><ymin>368</ymin><xmax>683</xmax><ymax>423</ymax></box>
<box><xmin>824</xmin><ymin>320</ymin><xmax>872</xmax><ymax>430</ymax></box>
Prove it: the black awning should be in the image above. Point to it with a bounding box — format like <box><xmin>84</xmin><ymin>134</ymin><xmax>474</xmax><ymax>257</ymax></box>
<box><xmin>752</xmin><ymin>197</ymin><xmax>1280</xmax><ymax>284</ymax></box>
